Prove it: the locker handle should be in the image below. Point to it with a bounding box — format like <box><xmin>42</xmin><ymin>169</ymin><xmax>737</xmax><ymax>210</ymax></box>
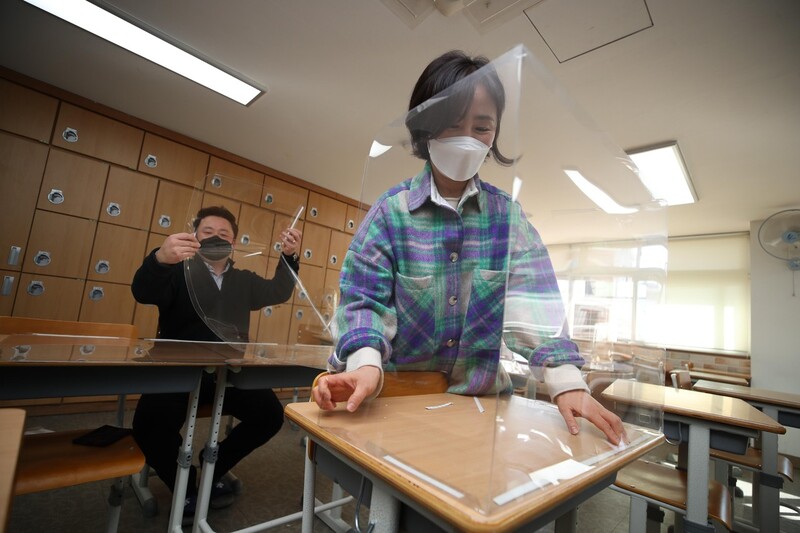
<box><xmin>264</xmin><ymin>193</ymin><xmax>274</xmax><ymax>204</ymax></box>
<box><xmin>330</xmin><ymin>255</ymin><xmax>338</xmax><ymax>265</ymax></box>
<box><xmin>47</xmin><ymin>189</ymin><xmax>65</xmax><ymax>205</ymax></box>
<box><xmin>106</xmin><ymin>202</ymin><xmax>121</xmax><ymax>217</ymax></box>
<box><xmin>33</xmin><ymin>251</ymin><xmax>52</xmax><ymax>267</ymax></box>
<box><xmin>295</xmin><ymin>309</ymin><xmax>304</xmax><ymax>320</ymax></box>
<box><xmin>159</xmin><ymin>214</ymin><xmax>172</xmax><ymax>228</ymax></box>
<box><xmin>144</xmin><ymin>154</ymin><xmax>158</xmax><ymax>168</ymax></box>
<box><xmin>95</xmin><ymin>260</ymin><xmax>110</xmax><ymax>274</ymax></box>
<box><xmin>26</xmin><ymin>280</ymin><xmax>45</xmax><ymax>296</ymax></box>
<box><xmin>240</xmin><ymin>234</ymin><xmax>250</xmax><ymax>246</ymax></box>
<box><xmin>211</xmin><ymin>176</ymin><xmax>223</xmax><ymax>188</ymax></box>
<box><xmin>303</xmin><ymin>249</ymin><xmax>312</xmax><ymax>260</ymax></box>
<box><xmin>7</xmin><ymin>246</ymin><xmax>21</xmax><ymax>266</ymax></box>
<box><xmin>12</xmin><ymin>345</ymin><xmax>30</xmax><ymax>361</ymax></box>
<box><xmin>347</xmin><ymin>219</ymin><xmax>355</xmax><ymax>230</ymax></box>
<box><xmin>310</xmin><ymin>207</ymin><xmax>319</xmax><ymax>218</ymax></box>
<box><xmin>263</xmin><ymin>306</ymin><xmax>273</xmax><ymax>317</ymax></box>
<box><xmin>273</xmin><ymin>242</ymin><xmax>282</xmax><ymax>252</ymax></box>
<box><xmin>1</xmin><ymin>275</ymin><xmax>14</xmax><ymax>296</ymax></box>
<box><xmin>89</xmin><ymin>286</ymin><xmax>105</xmax><ymax>301</ymax></box>
<box><xmin>62</xmin><ymin>127</ymin><xmax>78</xmax><ymax>143</ymax></box>
<box><xmin>80</xmin><ymin>344</ymin><xmax>96</xmax><ymax>356</ymax></box>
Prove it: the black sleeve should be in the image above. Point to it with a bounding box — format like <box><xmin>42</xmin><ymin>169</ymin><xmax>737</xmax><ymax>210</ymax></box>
<box><xmin>131</xmin><ymin>248</ymin><xmax>180</xmax><ymax>306</ymax></box>
<box><xmin>247</xmin><ymin>253</ymin><xmax>300</xmax><ymax>310</ymax></box>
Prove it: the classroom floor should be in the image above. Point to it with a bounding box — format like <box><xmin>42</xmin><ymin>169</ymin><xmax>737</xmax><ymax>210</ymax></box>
<box><xmin>7</xmin><ymin>404</ymin><xmax>800</xmax><ymax>533</ymax></box>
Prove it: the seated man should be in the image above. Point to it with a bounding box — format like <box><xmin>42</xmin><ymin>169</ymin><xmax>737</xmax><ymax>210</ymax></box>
<box><xmin>131</xmin><ymin>205</ymin><xmax>302</xmax><ymax>520</ymax></box>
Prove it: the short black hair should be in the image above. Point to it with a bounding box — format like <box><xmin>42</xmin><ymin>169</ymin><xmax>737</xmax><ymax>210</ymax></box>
<box><xmin>405</xmin><ymin>50</ymin><xmax>512</xmax><ymax>166</ymax></box>
<box><xmin>193</xmin><ymin>205</ymin><xmax>239</xmax><ymax>237</ymax></box>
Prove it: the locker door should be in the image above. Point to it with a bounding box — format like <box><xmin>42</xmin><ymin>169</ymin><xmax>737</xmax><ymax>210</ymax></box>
<box><xmin>24</xmin><ymin>211</ymin><xmax>96</xmax><ymax>279</ymax></box>
<box><xmin>293</xmin><ymin>264</ymin><xmax>324</xmax><ymax>309</ymax></box>
<box><xmin>37</xmin><ymin>148</ymin><xmax>108</xmax><ymax>219</ymax></box>
<box><xmin>345</xmin><ymin>204</ymin><xmax>367</xmax><ymax>235</ymax></box>
<box><xmin>150</xmin><ymin>181</ymin><xmax>201</xmax><ymax>236</ymax></box>
<box><xmin>306</xmin><ymin>191</ymin><xmax>347</xmax><ymax>231</ymax></box>
<box><xmin>79</xmin><ymin>281</ymin><xmax>136</xmax><ymax>324</ymax></box>
<box><xmin>269</xmin><ymin>214</ymin><xmax>305</xmax><ymax>259</ymax></box>
<box><xmin>327</xmin><ymin>230</ymin><xmax>351</xmax><ymax>271</ymax></box>
<box><xmin>0</xmin><ymin>270</ymin><xmax>19</xmax><ymax>316</ymax></box>
<box><xmin>88</xmin><ymin>223</ymin><xmax>148</xmax><ymax>284</ymax></box>
<box><xmin>0</xmin><ymin>132</ymin><xmax>49</xmax><ymax>272</ymax></box>
<box><xmin>13</xmin><ymin>273</ymin><xmax>84</xmax><ymax>321</ymax></box>
<box><xmin>138</xmin><ymin>133</ymin><xmax>209</xmax><ymax>187</ymax></box>
<box><xmin>134</xmin><ymin>302</ymin><xmax>159</xmax><ymax>339</ymax></box>
<box><xmin>261</xmin><ymin>175</ymin><xmax>308</xmax><ymax>217</ymax></box>
<box><xmin>0</xmin><ymin>78</ymin><xmax>58</xmax><ymax>143</ymax></box>
<box><xmin>206</xmin><ymin>158</ymin><xmax>264</xmax><ymax>206</ymax></box>
<box><xmin>100</xmin><ymin>167</ymin><xmax>158</xmax><ymax>230</ymax></box>
<box><xmin>298</xmin><ymin>222</ymin><xmax>331</xmax><ymax>269</ymax></box>
<box><xmin>254</xmin><ymin>303</ymin><xmax>291</xmax><ymax>345</ymax></box>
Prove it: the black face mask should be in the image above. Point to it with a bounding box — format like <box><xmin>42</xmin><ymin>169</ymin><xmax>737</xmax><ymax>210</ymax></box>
<box><xmin>198</xmin><ymin>235</ymin><xmax>233</xmax><ymax>261</ymax></box>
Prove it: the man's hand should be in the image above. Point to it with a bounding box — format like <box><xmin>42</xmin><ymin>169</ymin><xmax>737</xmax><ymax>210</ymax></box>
<box><xmin>154</xmin><ymin>233</ymin><xmax>200</xmax><ymax>265</ymax></box>
<box><xmin>312</xmin><ymin>366</ymin><xmax>382</xmax><ymax>412</ymax></box>
<box><xmin>554</xmin><ymin>390</ymin><xmax>627</xmax><ymax>445</ymax></box>
<box><xmin>280</xmin><ymin>227</ymin><xmax>303</xmax><ymax>257</ymax></box>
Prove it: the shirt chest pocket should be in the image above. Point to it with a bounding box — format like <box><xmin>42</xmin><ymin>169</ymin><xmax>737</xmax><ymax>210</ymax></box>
<box><xmin>391</xmin><ymin>273</ymin><xmax>437</xmax><ymax>362</ymax></box>
<box><xmin>460</xmin><ymin>269</ymin><xmax>507</xmax><ymax>353</ymax></box>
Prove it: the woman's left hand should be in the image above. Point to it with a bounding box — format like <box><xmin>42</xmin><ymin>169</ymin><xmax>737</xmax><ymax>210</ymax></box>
<box><xmin>554</xmin><ymin>390</ymin><xmax>627</xmax><ymax>445</ymax></box>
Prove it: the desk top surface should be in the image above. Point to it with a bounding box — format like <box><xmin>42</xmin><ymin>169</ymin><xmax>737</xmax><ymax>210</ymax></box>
<box><xmin>692</xmin><ymin>379</ymin><xmax>800</xmax><ymax>411</ymax></box>
<box><xmin>287</xmin><ymin>393</ymin><xmax>662</xmax><ymax>533</ymax></box>
<box><xmin>0</xmin><ymin>408</ymin><xmax>25</xmax><ymax>530</ymax></box>
<box><xmin>602</xmin><ymin>380</ymin><xmax>785</xmax><ymax>434</ymax></box>
<box><xmin>687</xmin><ymin>370</ymin><xmax>749</xmax><ymax>386</ymax></box>
<box><xmin>0</xmin><ymin>334</ymin><xmax>331</xmax><ymax>369</ymax></box>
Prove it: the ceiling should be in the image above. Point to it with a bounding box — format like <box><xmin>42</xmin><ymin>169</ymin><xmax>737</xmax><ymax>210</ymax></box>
<box><xmin>1</xmin><ymin>0</ymin><xmax>798</xmax><ymax>244</ymax></box>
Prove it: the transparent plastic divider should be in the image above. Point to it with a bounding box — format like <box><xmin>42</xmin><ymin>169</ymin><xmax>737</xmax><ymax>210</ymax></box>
<box><xmin>184</xmin><ymin>174</ymin><xmax>332</xmax><ymax>349</ymax></box>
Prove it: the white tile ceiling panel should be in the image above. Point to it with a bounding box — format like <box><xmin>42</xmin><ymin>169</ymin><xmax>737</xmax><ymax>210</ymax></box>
<box><xmin>525</xmin><ymin>0</ymin><xmax>652</xmax><ymax>62</ymax></box>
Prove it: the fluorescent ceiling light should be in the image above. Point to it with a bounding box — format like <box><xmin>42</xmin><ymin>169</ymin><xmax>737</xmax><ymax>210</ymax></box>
<box><xmin>23</xmin><ymin>0</ymin><xmax>263</xmax><ymax>106</ymax></box>
<box><xmin>564</xmin><ymin>169</ymin><xmax>638</xmax><ymax>215</ymax></box>
<box><xmin>369</xmin><ymin>141</ymin><xmax>392</xmax><ymax>158</ymax></box>
<box><xmin>627</xmin><ymin>142</ymin><xmax>697</xmax><ymax>206</ymax></box>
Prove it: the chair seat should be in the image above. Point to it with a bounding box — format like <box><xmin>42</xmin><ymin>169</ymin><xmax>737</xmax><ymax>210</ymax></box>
<box><xmin>15</xmin><ymin>429</ymin><xmax>144</xmax><ymax>495</ymax></box>
<box><xmin>615</xmin><ymin>459</ymin><xmax>732</xmax><ymax>530</ymax></box>
<box><xmin>711</xmin><ymin>447</ymin><xmax>794</xmax><ymax>481</ymax></box>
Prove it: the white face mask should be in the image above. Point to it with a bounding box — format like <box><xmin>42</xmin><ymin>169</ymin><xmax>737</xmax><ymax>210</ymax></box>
<box><xmin>428</xmin><ymin>136</ymin><xmax>490</xmax><ymax>182</ymax></box>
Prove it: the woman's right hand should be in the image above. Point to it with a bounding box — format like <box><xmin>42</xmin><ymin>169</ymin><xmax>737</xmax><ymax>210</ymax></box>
<box><xmin>312</xmin><ymin>366</ymin><xmax>382</xmax><ymax>412</ymax></box>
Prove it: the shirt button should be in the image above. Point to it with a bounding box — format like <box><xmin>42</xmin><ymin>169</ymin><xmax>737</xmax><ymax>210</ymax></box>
<box><xmin>448</xmin><ymin>295</ymin><xmax>457</xmax><ymax>306</ymax></box>
<box><xmin>446</xmin><ymin>338</ymin><xmax>457</xmax><ymax>347</ymax></box>
<box><xmin>449</xmin><ymin>252</ymin><xmax>458</xmax><ymax>263</ymax></box>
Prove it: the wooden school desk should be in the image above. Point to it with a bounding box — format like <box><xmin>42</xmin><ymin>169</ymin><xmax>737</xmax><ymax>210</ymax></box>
<box><xmin>287</xmin><ymin>392</ymin><xmax>664</xmax><ymax>533</ymax></box>
<box><xmin>0</xmin><ymin>408</ymin><xmax>25</xmax><ymax>532</ymax></box>
<box><xmin>693</xmin><ymin>379</ymin><xmax>800</xmax><ymax>532</ymax></box>
<box><xmin>0</xmin><ymin>334</ymin><xmax>329</xmax><ymax>533</ymax></box>
<box><xmin>601</xmin><ymin>380</ymin><xmax>785</xmax><ymax>532</ymax></box>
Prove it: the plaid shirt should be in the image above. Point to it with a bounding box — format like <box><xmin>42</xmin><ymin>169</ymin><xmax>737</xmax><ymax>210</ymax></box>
<box><xmin>332</xmin><ymin>164</ymin><xmax>584</xmax><ymax>395</ymax></box>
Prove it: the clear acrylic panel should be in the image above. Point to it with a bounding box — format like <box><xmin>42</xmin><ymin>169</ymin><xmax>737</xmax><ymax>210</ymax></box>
<box><xmin>183</xmin><ymin>174</ymin><xmax>333</xmax><ymax>349</ymax></box>
<box><xmin>318</xmin><ymin>44</ymin><xmax>666</xmax><ymax>520</ymax></box>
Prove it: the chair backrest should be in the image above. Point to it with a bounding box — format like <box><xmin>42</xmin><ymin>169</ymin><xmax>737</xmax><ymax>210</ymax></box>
<box><xmin>0</xmin><ymin>316</ymin><xmax>138</xmax><ymax>338</ymax></box>
<box><xmin>311</xmin><ymin>371</ymin><xmax>449</xmax><ymax>399</ymax></box>
<box><xmin>669</xmin><ymin>369</ymin><xmax>692</xmax><ymax>390</ymax></box>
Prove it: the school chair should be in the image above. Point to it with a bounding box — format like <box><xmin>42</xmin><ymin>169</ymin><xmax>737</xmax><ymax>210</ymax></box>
<box><xmin>0</xmin><ymin>316</ymin><xmax>144</xmax><ymax>533</ymax></box>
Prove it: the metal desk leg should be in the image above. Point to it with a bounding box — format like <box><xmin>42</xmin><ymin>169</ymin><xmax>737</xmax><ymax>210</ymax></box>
<box><xmin>193</xmin><ymin>366</ymin><xmax>228</xmax><ymax>533</ymax></box>
<box><xmin>685</xmin><ymin>424</ymin><xmax>714</xmax><ymax>532</ymax></box>
<box><xmin>368</xmin><ymin>478</ymin><xmax>399</xmax><ymax>533</ymax></box>
<box><xmin>757</xmin><ymin>405</ymin><xmax>780</xmax><ymax>533</ymax></box>
<box><xmin>169</xmin><ymin>372</ymin><xmax>204</xmax><ymax>533</ymax></box>
<box><xmin>302</xmin><ymin>439</ymin><xmax>317</xmax><ymax>533</ymax></box>
<box><xmin>553</xmin><ymin>507</ymin><xmax>578</xmax><ymax>533</ymax></box>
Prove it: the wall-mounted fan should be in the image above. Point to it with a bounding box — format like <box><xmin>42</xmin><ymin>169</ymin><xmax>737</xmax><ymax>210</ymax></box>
<box><xmin>758</xmin><ymin>209</ymin><xmax>800</xmax><ymax>295</ymax></box>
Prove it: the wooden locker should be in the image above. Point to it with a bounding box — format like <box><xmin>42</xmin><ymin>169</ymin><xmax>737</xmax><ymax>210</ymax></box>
<box><xmin>201</xmin><ymin>192</ymin><xmax>241</xmax><ymax>222</ymax></box>
<box><xmin>87</xmin><ymin>223</ymin><xmax>148</xmax><ymax>284</ymax></box>
<box><xmin>293</xmin><ymin>264</ymin><xmax>324</xmax><ymax>308</ymax></box>
<box><xmin>306</xmin><ymin>191</ymin><xmax>346</xmax><ymax>231</ymax></box>
<box><xmin>298</xmin><ymin>222</ymin><xmax>331</xmax><ymax>269</ymax></box>
<box><xmin>323</xmin><ymin>268</ymin><xmax>342</xmax><ymax>317</ymax></box>
<box><xmin>13</xmin><ymin>273</ymin><xmax>84</xmax><ymax>321</ymax></box>
<box><xmin>24</xmin><ymin>210</ymin><xmax>96</xmax><ymax>279</ymax></box>
<box><xmin>134</xmin><ymin>302</ymin><xmax>159</xmax><ymax>339</ymax></box>
<box><xmin>290</xmin><ymin>304</ymin><xmax>332</xmax><ymax>346</ymax></box>
<box><xmin>233</xmin><ymin>249</ymin><xmax>268</xmax><ymax>278</ymax></box>
<box><xmin>237</xmin><ymin>204</ymin><xmax>274</xmax><ymax>257</ymax></box>
<box><xmin>100</xmin><ymin>167</ymin><xmax>158</xmax><ymax>230</ymax></box>
<box><xmin>261</xmin><ymin>175</ymin><xmax>308</xmax><ymax>217</ymax></box>
<box><xmin>254</xmin><ymin>303</ymin><xmax>291</xmax><ymax>345</ymax></box>
<box><xmin>79</xmin><ymin>281</ymin><xmax>136</xmax><ymax>324</ymax></box>
<box><xmin>0</xmin><ymin>78</ymin><xmax>58</xmax><ymax>143</ymax></box>
<box><xmin>150</xmin><ymin>180</ymin><xmax>202</xmax><ymax>236</ymax></box>
<box><xmin>345</xmin><ymin>204</ymin><xmax>368</xmax><ymax>235</ymax></box>
<box><xmin>206</xmin><ymin>157</ymin><xmax>264</xmax><ymax>206</ymax></box>
<box><xmin>138</xmin><ymin>133</ymin><xmax>209</xmax><ymax>187</ymax></box>
<box><xmin>0</xmin><ymin>132</ymin><xmax>49</xmax><ymax>272</ymax></box>
<box><xmin>37</xmin><ymin>148</ymin><xmax>109</xmax><ymax>220</ymax></box>
<box><xmin>51</xmin><ymin>102</ymin><xmax>143</xmax><ymax>169</ymax></box>
<box><xmin>327</xmin><ymin>230</ymin><xmax>351</xmax><ymax>271</ymax></box>
<box><xmin>269</xmin><ymin>214</ymin><xmax>306</xmax><ymax>259</ymax></box>
<box><xmin>0</xmin><ymin>269</ymin><xmax>19</xmax><ymax>316</ymax></box>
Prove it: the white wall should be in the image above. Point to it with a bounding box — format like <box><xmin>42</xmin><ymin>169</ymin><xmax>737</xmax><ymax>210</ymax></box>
<box><xmin>749</xmin><ymin>219</ymin><xmax>800</xmax><ymax>457</ymax></box>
